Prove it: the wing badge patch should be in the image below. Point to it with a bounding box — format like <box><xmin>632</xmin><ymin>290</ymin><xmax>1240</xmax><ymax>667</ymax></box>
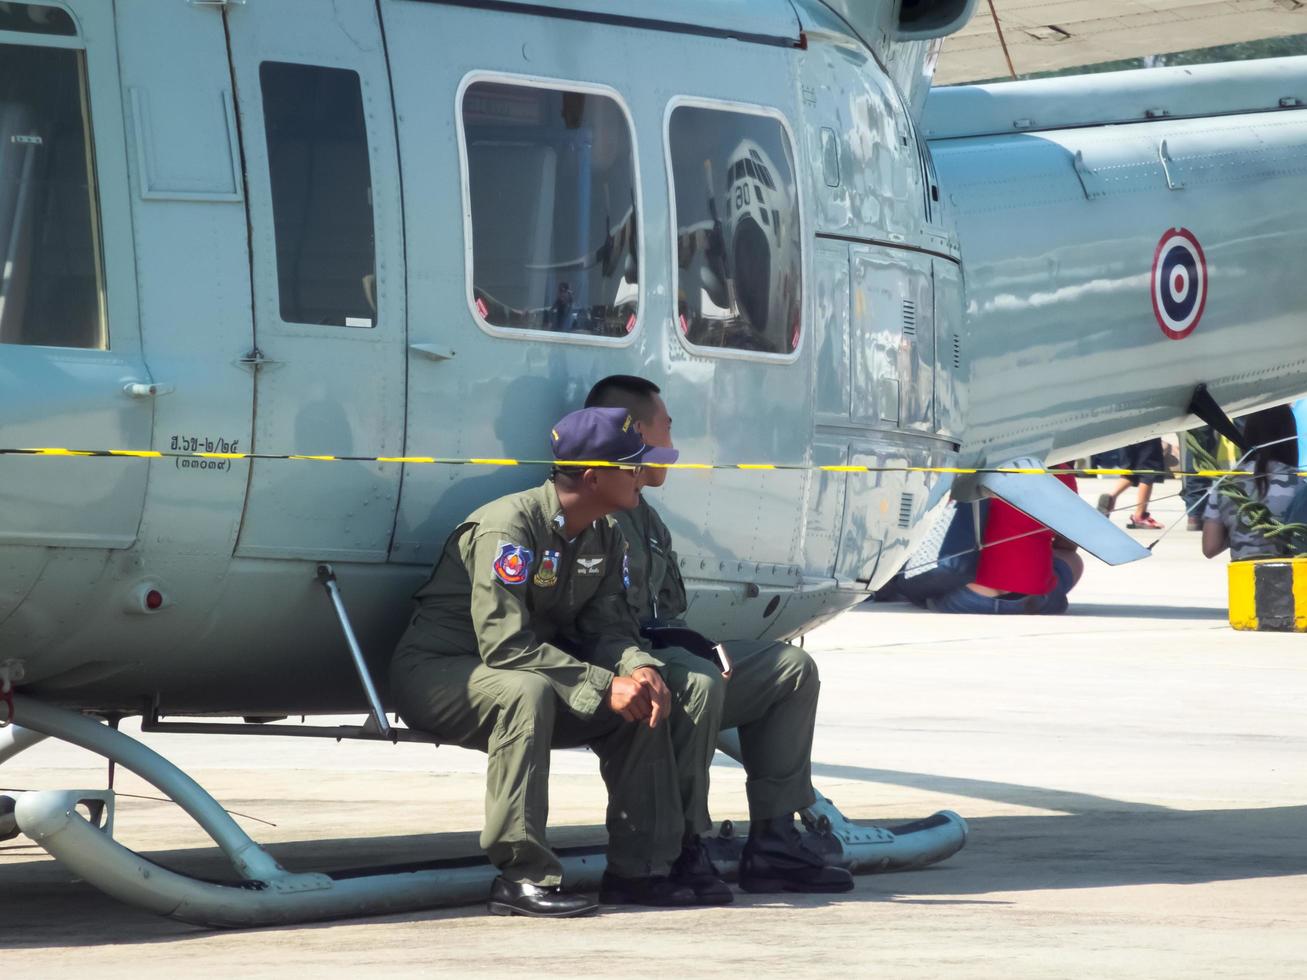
<box><xmin>493</xmin><ymin>542</ymin><xmax>533</xmax><ymax>585</ymax></box>
<box><xmin>534</xmin><ymin>550</ymin><xmax>560</xmax><ymax>588</ymax></box>
<box><xmin>576</xmin><ymin>556</ymin><xmax>605</xmax><ymax>576</ymax></box>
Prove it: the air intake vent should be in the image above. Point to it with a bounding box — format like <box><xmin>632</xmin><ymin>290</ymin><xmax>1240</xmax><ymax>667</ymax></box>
<box><xmin>898</xmin><ymin>493</ymin><xmax>914</xmax><ymax>528</ymax></box>
<box><xmin>902</xmin><ymin>300</ymin><xmax>917</xmax><ymax>337</ymax></box>
<box><xmin>952</xmin><ymin>332</ymin><xmax>962</xmax><ymax>370</ymax></box>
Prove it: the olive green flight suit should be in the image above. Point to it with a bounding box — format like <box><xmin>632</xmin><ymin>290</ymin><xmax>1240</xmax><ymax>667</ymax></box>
<box><xmin>390</xmin><ymin>481</ymin><xmax>713</xmax><ymax>887</ymax></box>
<box><xmin>613</xmin><ymin>496</ymin><xmax>819</xmax><ymax>827</ymax></box>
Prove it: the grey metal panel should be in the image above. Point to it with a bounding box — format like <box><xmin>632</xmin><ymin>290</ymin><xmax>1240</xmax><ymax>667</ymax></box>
<box><xmin>126</xmin><ymin>87</ymin><xmax>243</xmax><ymax>202</ymax></box>
<box><xmin>0</xmin><ymin>1</ymin><xmax>151</xmax><ymax>550</ymax></box>
<box><xmin>843</xmin><ymin>441</ymin><xmax>956</xmax><ymax>591</ymax></box>
<box><xmin>932</xmin><ymin>257</ymin><xmax>964</xmax><ymax>439</ymax></box>
<box><xmin>116</xmin><ymin>0</ymin><xmax>254</xmax><ymax>571</ymax></box>
<box><xmin>813</xmin><ymin>239</ymin><xmax>851</xmax><ymax>420</ymax></box>
<box><xmin>932</xmin><ymin>103</ymin><xmax>1307</xmax><ymax>466</ymax></box>
<box><xmin>926</xmin><ymin>56</ymin><xmax>1307</xmax><ymax>140</ymax></box>
<box><xmin>802</xmin><ymin>440</ymin><xmax>850</xmax><ymax>578</ymax></box>
<box><xmin>228</xmin><ymin>0</ymin><xmax>407</xmax><ymax>562</ymax></box>
<box><xmin>0</xmin><ymin>352</ymin><xmax>150</xmax><ymax>548</ymax></box>
<box><xmin>898</xmin><ymin>256</ymin><xmax>935</xmax><ymax>432</ymax></box>
<box><xmin>796</xmin><ymin>27</ymin><xmax>940</xmax><ymax>251</ymax></box>
<box><xmin>849</xmin><ymin>244</ymin><xmax>914</xmax><ymax>426</ymax></box>
<box><xmin>448</xmin><ymin>0</ymin><xmax>803</xmax><ymax>41</ymax></box>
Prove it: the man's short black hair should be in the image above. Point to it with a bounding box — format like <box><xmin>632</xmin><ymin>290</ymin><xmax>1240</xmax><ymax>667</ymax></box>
<box><xmin>585</xmin><ymin>375</ymin><xmax>661</xmax><ymax>423</ymax></box>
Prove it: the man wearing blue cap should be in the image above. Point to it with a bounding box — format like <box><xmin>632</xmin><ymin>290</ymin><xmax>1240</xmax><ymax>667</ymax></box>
<box><xmin>586</xmin><ymin>376</ymin><xmax>854</xmax><ymax>895</ymax></box>
<box><xmin>390</xmin><ymin>406</ymin><xmax>727</xmax><ymax>917</ymax></box>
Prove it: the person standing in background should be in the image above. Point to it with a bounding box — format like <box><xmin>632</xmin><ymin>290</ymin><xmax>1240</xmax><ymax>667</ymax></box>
<box><xmin>1097</xmin><ymin>438</ymin><xmax>1167</xmax><ymax>529</ymax></box>
<box><xmin>1182</xmin><ymin>426</ymin><xmax>1218</xmax><ymax>532</ymax></box>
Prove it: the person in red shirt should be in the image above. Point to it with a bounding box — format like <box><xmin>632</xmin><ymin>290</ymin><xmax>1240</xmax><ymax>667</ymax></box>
<box><xmin>927</xmin><ymin>471</ymin><xmax>1084</xmax><ymax>614</ymax></box>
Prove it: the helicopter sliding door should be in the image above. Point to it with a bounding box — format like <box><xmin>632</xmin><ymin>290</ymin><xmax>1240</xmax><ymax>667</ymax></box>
<box><xmin>223</xmin><ymin>0</ymin><xmax>406</xmax><ymax>561</ymax></box>
<box><xmin>0</xmin><ymin>2</ymin><xmax>150</xmax><ymax>549</ymax></box>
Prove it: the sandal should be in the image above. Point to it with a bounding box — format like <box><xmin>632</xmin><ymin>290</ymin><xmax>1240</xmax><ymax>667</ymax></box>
<box><xmin>1126</xmin><ymin>512</ymin><xmax>1163</xmax><ymax>529</ymax></box>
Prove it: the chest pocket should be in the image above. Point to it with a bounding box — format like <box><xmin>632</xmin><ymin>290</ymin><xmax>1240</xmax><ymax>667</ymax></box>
<box><xmin>645</xmin><ymin>538</ymin><xmax>670</xmax><ymax>604</ymax></box>
<box><xmin>568</xmin><ymin>552</ymin><xmax>608</xmax><ymax>609</ymax></box>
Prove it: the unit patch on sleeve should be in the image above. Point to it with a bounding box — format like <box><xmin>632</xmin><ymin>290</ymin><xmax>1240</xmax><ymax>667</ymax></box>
<box><xmin>622</xmin><ymin>552</ymin><xmax>631</xmax><ymax>590</ymax></box>
<box><xmin>534</xmin><ymin>550</ymin><xmax>560</xmax><ymax>588</ymax></box>
<box><xmin>492</xmin><ymin>542</ymin><xmax>533</xmax><ymax>585</ymax></box>
<box><xmin>576</xmin><ymin>556</ymin><xmax>605</xmax><ymax>576</ymax></box>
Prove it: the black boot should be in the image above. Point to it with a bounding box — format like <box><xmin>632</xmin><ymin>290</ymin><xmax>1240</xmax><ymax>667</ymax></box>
<box><xmin>670</xmin><ymin>836</ymin><xmax>734</xmax><ymax>905</ymax></box>
<box><xmin>487</xmin><ymin>876</ymin><xmax>598</xmax><ymax>917</ymax></box>
<box><xmin>739</xmin><ymin>815</ymin><xmax>854</xmax><ymax>894</ymax></box>
<box><xmin>598</xmin><ymin>871</ymin><xmax>698</xmax><ymax>907</ymax></box>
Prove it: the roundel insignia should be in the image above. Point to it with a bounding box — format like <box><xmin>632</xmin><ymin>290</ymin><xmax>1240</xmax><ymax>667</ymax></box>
<box><xmin>1151</xmin><ymin>228</ymin><xmax>1208</xmax><ymax>340</ymax></box>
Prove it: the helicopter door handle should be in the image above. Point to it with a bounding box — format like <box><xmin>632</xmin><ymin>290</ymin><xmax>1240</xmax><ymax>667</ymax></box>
<box><xmin>124</xmin><ymin>382</ymin><xmax>175</xmax><ymax>398</ymax></box>
<box><xmin>409</xmin><ymin>343</ymin><xmax>456</xmax><ymax>362</ymax></box>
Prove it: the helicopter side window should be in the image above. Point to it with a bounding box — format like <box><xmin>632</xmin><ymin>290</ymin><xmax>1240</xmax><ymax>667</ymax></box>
<box><xmin>461</xmin><ymin>80</ymin><xmax>639</xmax><ymax>339</ymax></box>
<box><xmin>0</xmin><ymin>42</ymin><xmax>107</xmax><ymax>349</ymax></box>
<box><xmin>260</xmin><ymin>62</ymin><xmax>377</xmax><ymax>328</ymax></box>
<box><xmin>669</xmin><ymin>105</ymin><xmax>801</xmax><ymax>357</ymax></box>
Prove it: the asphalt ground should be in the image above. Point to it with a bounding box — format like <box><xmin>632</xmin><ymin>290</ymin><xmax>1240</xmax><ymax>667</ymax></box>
<box><xmin>2</xmin><ymin>484</ymin><xmax>1305</xmax><ymax>977</ymax></box>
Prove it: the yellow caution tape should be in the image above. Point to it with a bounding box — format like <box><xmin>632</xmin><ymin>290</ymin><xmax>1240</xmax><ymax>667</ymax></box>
<box><xmin>0</xmin><ymin>446</ymin><xmax>1290</xmax><ymax>479</ymax></box>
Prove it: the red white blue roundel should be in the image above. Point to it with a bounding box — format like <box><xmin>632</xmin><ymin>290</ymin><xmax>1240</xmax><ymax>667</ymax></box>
<box><xmin>1151</xmin><ymin>228</ymin><xmax>1208</xmax><ymax>340</ymax></box>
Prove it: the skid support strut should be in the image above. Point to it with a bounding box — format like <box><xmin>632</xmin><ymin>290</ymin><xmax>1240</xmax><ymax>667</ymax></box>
<box><xmin>316</xmin><ymin>564</ymin><xmax>391</xmax><ymax>740</ymax></box>
<box><xmin>1</xmin><ymin>723</ymin><xmax>48</xmax><ymax>840</ymax></box>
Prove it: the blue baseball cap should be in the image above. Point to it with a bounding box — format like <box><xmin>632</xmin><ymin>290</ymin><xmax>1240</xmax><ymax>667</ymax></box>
<box><xmin>551</xmin><ymin>407</ymin><xmax>679</xmax><ymax>467</ymax></box>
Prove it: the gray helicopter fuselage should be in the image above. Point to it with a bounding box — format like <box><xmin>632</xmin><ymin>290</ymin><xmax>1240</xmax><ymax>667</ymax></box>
<box><xmin>3</xmin><ymin>0</ymin><xmax>1306</xmax><ymax>720</ymax></box>
<box><xmin>0</xmin><ymin>0</ymin><xmax>966</xmax><ymax>714</ymax></box>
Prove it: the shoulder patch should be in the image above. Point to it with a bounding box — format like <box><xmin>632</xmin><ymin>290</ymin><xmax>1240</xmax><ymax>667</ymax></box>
<box><xmin>534</xmin><ymin>550</ymin><xmax>560</xmax><ymax>588</ymax></box>
<box><xmin>493</xmin><ymin>542</ymin><xmax>533</xmax><ymax>585</ymax></box>
<box><xmin>622</xmin><ymin>552</ymin><xmax>631</xmax><ymax>590</ymax></box>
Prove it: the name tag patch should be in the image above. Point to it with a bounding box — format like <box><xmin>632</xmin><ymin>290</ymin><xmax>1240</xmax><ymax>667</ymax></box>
<box><xmin>576</xmin><ymin>556</ymin><xmax>605</xmax><ymax>576</ymax></box>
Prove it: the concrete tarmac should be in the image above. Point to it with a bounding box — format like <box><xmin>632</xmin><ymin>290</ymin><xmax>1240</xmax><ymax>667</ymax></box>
<box><xmin>3</xmin><ymin>487</ymin><xmax>1306</xmax><ymax>977</ymax></box>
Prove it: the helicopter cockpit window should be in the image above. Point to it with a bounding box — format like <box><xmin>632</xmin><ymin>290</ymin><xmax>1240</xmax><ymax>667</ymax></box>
<box><xmin>0</xmin><ymin>42</ymin><xmax>107</xmax><ymax>350</ymax></box>
<box><xmin>461</xmin><ymin>81</ymin><xmax>639</xmax><ymax>338</ymax></box>
<box><xmin>669</xmin><ymin>106</ymin><xmax>802</xmax><ymax>356</ymax></box>
<box><xmin>260</xmin><ymin>62</ymin><xmax>377</xmax><ymax>328</ymax></box>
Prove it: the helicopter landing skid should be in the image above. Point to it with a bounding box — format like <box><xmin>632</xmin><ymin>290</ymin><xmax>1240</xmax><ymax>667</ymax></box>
<box><xmin>9</xmin><ymin>696</ymin><xmax>967</xmax><ymax>928</ymax></box>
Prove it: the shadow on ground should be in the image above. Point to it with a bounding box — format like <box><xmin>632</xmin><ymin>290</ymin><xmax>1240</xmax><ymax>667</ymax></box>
<box><xmin>4</xmin><ymin>795</ymin><xmax>1304</xmax><ymax>949</ymax></box>
<box><xmin>850</xmin><ymin>600</ymin><xmax>1229</xmax><ymax>622</ymax></box>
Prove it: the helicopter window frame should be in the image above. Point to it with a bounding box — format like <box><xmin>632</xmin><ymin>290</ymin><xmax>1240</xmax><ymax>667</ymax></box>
<box><xmin>0</xmin><ymin>2</ymin><xmax>78</xmax><ymax>40</ymax></box>
<box><xmin>454</xmin><ymin>70</ymin><xmax>645</xmax><ymax>349</ymax></box>
<box><xmin>258</xmin><ymin>60</ymin><xmax>380</xmax><ymax>329</ymax></box>
<box><xmin>663</xmin><ymin>96</ymin><xmax>805</xmax><ymax>365</ymax></box>
<box><xmin>0</xmin><ymin>25</ymin><xmax>113</xmax><ymax>352</ymax></box>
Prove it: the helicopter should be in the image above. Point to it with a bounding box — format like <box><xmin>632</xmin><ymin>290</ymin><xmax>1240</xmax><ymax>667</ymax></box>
<box><xmin>2</xmin><ymin>0</ymin><xmax>1306</xmax><ymax>926</ymax></box>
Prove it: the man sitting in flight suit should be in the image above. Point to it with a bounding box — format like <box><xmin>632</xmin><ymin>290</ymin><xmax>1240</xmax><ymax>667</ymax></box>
<box><xmin>389</xmin><ymin>406</ymin><xmax>726</xmax><ymax>917</ymax></box>
<box><xmin>585</xmin><ymin>376</ymin><xmax>854</xmax><ymax>894</ymax></box>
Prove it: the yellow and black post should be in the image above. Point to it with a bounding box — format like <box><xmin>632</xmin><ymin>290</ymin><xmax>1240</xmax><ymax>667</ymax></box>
<box><xmin>1228</xmin><ymin>558</ymin><xmax>1307</xmax><ymax>632</ymax></box>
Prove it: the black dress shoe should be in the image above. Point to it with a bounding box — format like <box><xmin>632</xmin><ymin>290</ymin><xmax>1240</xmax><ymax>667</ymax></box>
<box><xmin>738</xmin><ymin>816</ymin><xmax>855</xmax><ymax>894</ymax></box>
<box><xmin>671</xmin><ymin>836</ymin><xmax>734</xmax><ymax>905</ymax></box>
<box><xmin>487</xmin><ymin>876</ymin><xmax>598</xmax><ymax>918</ymax></box>
<box><xmin>598</xmin><ymin>871</ymin><xmax>697</xmax><ymax>907</ymax></box>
